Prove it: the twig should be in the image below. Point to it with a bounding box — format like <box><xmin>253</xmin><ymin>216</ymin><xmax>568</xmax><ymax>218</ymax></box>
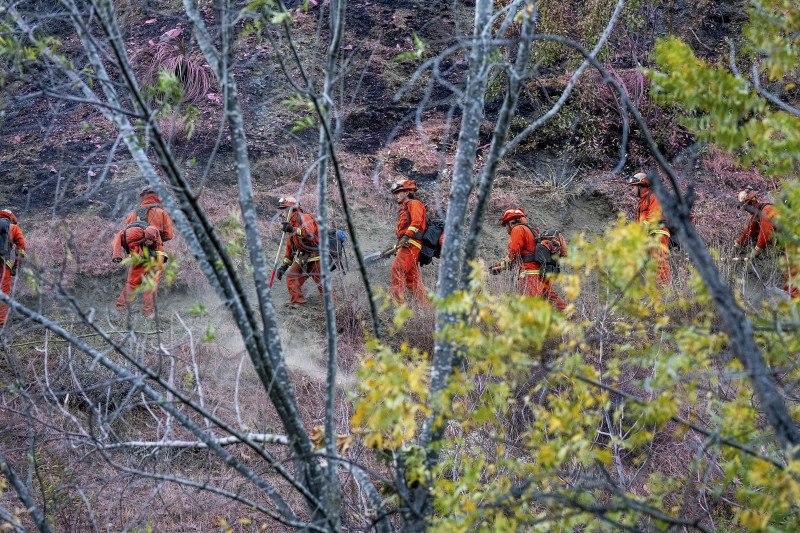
<box><xmin>689</xmin><ymin>28</ymin><xmax>713</xmax><ymax>52</ymax></box>
<box><xmin>9</xmin><ymin>330</ymin><xmax>158</xmax><ymax>347</ymax></box>
<box><xmin>97</xmin><ymin>432</ymin><xmax>289</xmax><ymax>449</ymax></box>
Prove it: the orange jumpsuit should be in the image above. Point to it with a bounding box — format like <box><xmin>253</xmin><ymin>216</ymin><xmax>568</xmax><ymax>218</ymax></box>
<box><xmin>282</xmin><ymin>210</ymin><xmax>327</xmax><ymax>305</ymax></box>
<box><xmin>0</xmin><ymin>215</ymin><xmax>26</xmax><ymax>327</ymax></box>
<box><xmin>493</xmin><ymin>224</ymin><xmax>567</xmax><ymax>311</ymax></box>
<box><xmin>736</xmin><ymin>203</ymin><xmax>797</xmax><ymax>298</ymax></box>
<box><xmin>113</xmin><ymin>195</ymin><xmax>173</xmax><ymax>316</ymax></box>
<box><xmin>736</xmin><ymin>203</ymin><xmax>778</xmax><ymax>250</ymax></box>
<box><xmin>636</xmin><ymin>189</ymin><xmax>670</xmax><ymax>285</ymax></box>
<box><xmin>391</xmin><ymin>199</ymin><xmax>428</xmax><ymax>305</ymax></box>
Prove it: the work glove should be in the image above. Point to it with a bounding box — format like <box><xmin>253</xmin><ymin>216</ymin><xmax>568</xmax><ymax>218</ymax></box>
<box><xmin>277</xmin><ymin>263</ymin><xmax>289</xmax><ymax>281</ymax></box>
<box><xmin>281</xmin><ymin>222</ymin><xmax>294</xmax><ymax>233</ymax></box>
<box><xmin>489</xmin><ymin>265</ymin><xmax>502</xmax><ymax>275</ymax></box>
<box><xmin>10</xmin><ymin>263</ymin><xmax>18</xmax><ymax>277</ymax></box>
<box><xmin>399</xmin><ymin>235</ymin><xmax>411</xmax><ymax>249</ymax></box>
<box><xmin>112</xmin><ymin>257</ymin><xmax>122</xmax><ymax>264</ymax></box>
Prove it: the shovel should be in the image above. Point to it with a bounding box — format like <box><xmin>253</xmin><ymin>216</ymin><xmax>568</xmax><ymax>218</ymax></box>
<box><xmin>364</xmin><ymin>244</ymin><xmax>399</xmax><ymax>267</ymax></box>
<box><xmin>269</xmin><ymin>224</ymin><xmax>288</xmax><ymax>288</ymax></box>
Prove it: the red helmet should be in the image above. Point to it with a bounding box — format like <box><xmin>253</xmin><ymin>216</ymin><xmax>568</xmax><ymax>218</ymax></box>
<box><xmin>0</xmin><ymin>210</ymin><xmax>17</xmax><ymax>224</ymax></box>
<box><xmin>500</xmin><ymin>207</ymin><xmax>526</xmax><ymax>227</ymax></box>
<box><xmin>627</xmin><ymin>172</ymin><xmax>650</xmax><ymax>187</ymax></box>
<box><xmin>738</xmin><ymin>186</ymin><xmax>759</xmax><ymax>207</ymax></box>
<box><xmin>277</xmin><ymin>196</ymin><xmax>300</xmax><ymax>210</ymax></box>
<box><xmin>390</xmin><ymin>180</ymin><xmax>417</xmax><ymax>194</ymax></box>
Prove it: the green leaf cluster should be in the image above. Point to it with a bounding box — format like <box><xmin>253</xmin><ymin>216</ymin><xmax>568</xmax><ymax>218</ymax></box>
<box><xmin>650</xmin><ymin>1</ymin><xmax>800</xmax><ymax>176</ymax></box>
<box><xmin>352</xmin><ymin>217</ymin><xmax>800</xmax><ymax>531</ymax></box>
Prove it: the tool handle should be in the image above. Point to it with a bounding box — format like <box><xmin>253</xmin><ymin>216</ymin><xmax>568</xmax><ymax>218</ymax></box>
<box><xmin>269</xmin><ymin>232</ymin><xmax>287</xmax><ymax>288</ymax></box>
<box><xmin>380</xmin><ymin>244</ymin><xmax>398</xmax><ymax>258</ymax></box>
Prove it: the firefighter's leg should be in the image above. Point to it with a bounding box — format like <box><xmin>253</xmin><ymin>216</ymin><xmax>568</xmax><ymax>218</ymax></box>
<box><xmin>141</xmin><ymin>256</ymin><xmax>165</xmax><ymax>317</ymax></box>
<box><xmin>0</xmin><ymin>264</ymin><xmax>12</xmax><ymax>327</ymax></box>
<box><xmin>286</xmin><ymin>262</ymin><xmax>308</xmax><ymax>305</ymax></box>
<box><xmin>542</xmin><ymin>280</ymin><xmax>568</xmax><ymax>312</ymax></box>
<box><xmin>117</xmin><ymin>263</ymin><xmax>146</xmax><ymax>312</ymax></box>
<box><xmin>391</xmin><ymin>249</ymin><xmax>412</xmax><ymax>303</ymax></box>
<box><xmin>405</xmin><ymin>248</ymin><xmax>429</xmax><ymax>307</ymax></box>
<box><xmin>518</xmin><ymin>272</ymin><xmax>541</xmax><ymax>298</ymax></box>
<box><xmin>307</xmin><ymin>262</ymin><xmax>336</xmax><ymax>305</ymax></box>
<box><xmin>655</xmin><ymin>234</ymin><xmax>670</xmax><ymax>286</ymax></box>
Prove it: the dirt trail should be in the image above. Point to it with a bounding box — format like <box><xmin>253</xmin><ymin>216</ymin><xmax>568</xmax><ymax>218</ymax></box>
<box><xmin>42</xmin><ymin>185</ymin><xmax>616</xmax><ymax>389</ymax></box>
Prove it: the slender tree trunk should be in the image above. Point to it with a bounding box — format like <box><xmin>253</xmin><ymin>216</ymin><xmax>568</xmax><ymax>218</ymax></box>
<box><xmin>316</xmin><ymin>0</ymin><xmax>348</xmax><ymax>528</ymax></box>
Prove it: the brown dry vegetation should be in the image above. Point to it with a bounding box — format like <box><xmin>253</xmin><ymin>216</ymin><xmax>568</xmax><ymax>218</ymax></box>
<box><xmin>0</xmin><ymin>0</ymin><xmax>789</xmax><ymax>530</ymax></box>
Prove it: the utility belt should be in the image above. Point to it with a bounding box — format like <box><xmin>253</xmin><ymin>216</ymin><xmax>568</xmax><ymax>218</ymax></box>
<box><xmin>293</xmin><ymin>251</ymin><xmax>320</xmax><ymax>270</ymax></box>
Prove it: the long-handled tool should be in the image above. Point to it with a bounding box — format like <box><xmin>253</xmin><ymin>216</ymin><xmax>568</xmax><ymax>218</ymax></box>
<box><xmin>364</xmin><ymin>244</ymin><xmax>399</xmax><ymax>267</ymax></box>
<box><xmin>269</xmin><ymin>231</ymin><xmax>287</xmax><ymax>288</ymax></box>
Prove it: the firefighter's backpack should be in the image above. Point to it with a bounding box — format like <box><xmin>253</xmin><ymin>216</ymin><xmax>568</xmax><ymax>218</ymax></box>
<box><xmin>120</xmin><ymin>206</ymin><xmax>157</xmax><ymax>255</ymax></box>
<box><xmin>0</xmin><ymin>218</ymin><xmax>10</xmax><ymax>260</ymax></box>
<box><xmin>418</xmin><ymin>218</ymin><xmax>445</xmax><ymax>266</ymax></box>
<box><xmin>328</xmin><ymin>229</ymin><xmax>348</xmax><ymax>272</ymax></box>
<box><xmin>534</xmin><ymin>229</ymin><xmax>567</xmax><ymax>275</ymax></box>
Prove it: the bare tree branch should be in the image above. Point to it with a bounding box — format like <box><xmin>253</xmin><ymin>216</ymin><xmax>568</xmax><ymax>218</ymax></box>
<box><xmin>0</xmin><ymin>448</ymin><xmax>52</xmax><ymax>533</ymax></box>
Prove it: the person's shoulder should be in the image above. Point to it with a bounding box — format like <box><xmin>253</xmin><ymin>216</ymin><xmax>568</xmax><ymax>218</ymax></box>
<box><xmin>510</xmin><ymin>224</ymin><xmax>528</xmax><ymax>236</ymax></box>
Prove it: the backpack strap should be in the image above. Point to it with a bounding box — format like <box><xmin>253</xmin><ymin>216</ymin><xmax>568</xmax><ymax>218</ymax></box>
<box><xmin>517</xmin><ymin>224</ymin><xmax>538</xmax><ymax>263</ymax></box>
<box><xmin>402</xmin><ymin>203</ymin><xmax>424</xmax><ymax>241</ymax></box>
<box><xmin>135</xmin><ymin>205</ymin><xmax>156</xmax><ymax>223</ymax></box>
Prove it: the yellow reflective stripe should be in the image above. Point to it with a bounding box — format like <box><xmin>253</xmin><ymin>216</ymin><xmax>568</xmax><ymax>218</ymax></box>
<box><xmin>519</xmin><ymin>270</ymin><xmax>540</xmax><ymax>278</ymax></box>
<box><xmin>650</xmin><ymin>229</ymin><xmax>670</xmax><ymax>237</ymax></box>
<box><xmin>155</xmin><ymin>251</ymin><xmax>168</xmax><ymax>257</ymax></box>
<box><xmin>409</xmin><ymin>240</ymin><xmax>422</xmax><ymax>250</ymax></box>
<box><xmin>3</xmin><ymin>259</ymin><xmax>12</xmax><ymax>269</ymax></box>
<box><xmin>296</xmin><ymin>228</ymin><xmax>302</xmax><ymax>236</ymax></box>
<box><xmin>407</xmin><ymin>226</ymin><xmax>418</xmax><ymax>233</ymax></box>
<box><xmin>305</xmin><ymin>256</ymin><xmax>321</xmax><ymax>262</ymax></box>
<box><xmin>283</xmin><ymin>258</ymin><xmax>292</xmax><ymax>265</ymax></box>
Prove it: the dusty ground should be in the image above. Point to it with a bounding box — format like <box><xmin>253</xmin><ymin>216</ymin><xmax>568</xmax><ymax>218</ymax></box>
<box><xmin>0</xmin><ymin>0</ymin><xmax>789</xmax><ymax>530</ymax></box>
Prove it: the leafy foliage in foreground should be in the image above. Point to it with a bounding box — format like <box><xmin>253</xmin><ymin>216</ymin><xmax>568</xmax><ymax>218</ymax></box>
<box><xmin>650</xmin><ymin>0</ymin><xmax>800</xmax><ymax>177</ymax></box>
<box><xmin>353</xmin><ymin>218</ymin><xmax>800</xmax><ymax>531</ymax></box>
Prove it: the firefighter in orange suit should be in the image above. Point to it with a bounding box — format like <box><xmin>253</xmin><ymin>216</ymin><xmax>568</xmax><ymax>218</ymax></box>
<box><xmin>390</xmin><ymin>180</ymin><xmax>429</xmax><ymax>306</ymax></box>
<box><xmin>734</xmin><ymin>187</ymin><xmax>797</xmax><ymax>298</ymax></box>
<box><xmin>490</xmin><ymin>207</ymin><xmax>567</xmax><ymax>311</ymax></box>
<box><xmin>0</xmin><ymin>210</ymin><xmax>26</xmax><ymax>328</ymax></box>
<box><xmin>628</xmin><ymin>172</ymin><xmax>670</xmax><ymax>285</ymax></box>
<box><xmin>275</xmin><ymin>197</ymin><xmax>329</xmax><ymax>306</ymax></box>
<box><xmin>112</xmin><ymin>186</ymin><xmax>174</xmax><ymax>316</ymax></box>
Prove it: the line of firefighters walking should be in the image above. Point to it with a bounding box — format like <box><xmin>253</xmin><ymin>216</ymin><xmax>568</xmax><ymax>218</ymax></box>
<box><xmin>0</xmin><ymin>172</ymin><xmax>796</xmax><ymax>329</ymax></box>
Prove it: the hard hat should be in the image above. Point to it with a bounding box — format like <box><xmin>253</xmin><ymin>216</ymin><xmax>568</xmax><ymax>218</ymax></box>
<box><xmin>738</xmin><ymin>186</ymin><xmax>759</xmax><ymax>206</ymax></box>
<box><xmin>277</xmin><ymin>196</ymin><xmax>300</xmax><ymax>210</ymax></box>
<box><xmin>0</xmin><ymin>210</ymin><xmax>17</xmax><ymax>224</ymax></box>
<box><xmin>390</xmin><ymin>180</ymin><xmax>418</xmax><ymax>194</ymax></box>
<box><xmin>500</xmin><ymin>207</ymin><xmax>526</xmax><ymax>227</ymax></box>
<box><xmin>627</xmin><ymin>172</ymin><xmax>650</xmax><ymax>187</ymax></box>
